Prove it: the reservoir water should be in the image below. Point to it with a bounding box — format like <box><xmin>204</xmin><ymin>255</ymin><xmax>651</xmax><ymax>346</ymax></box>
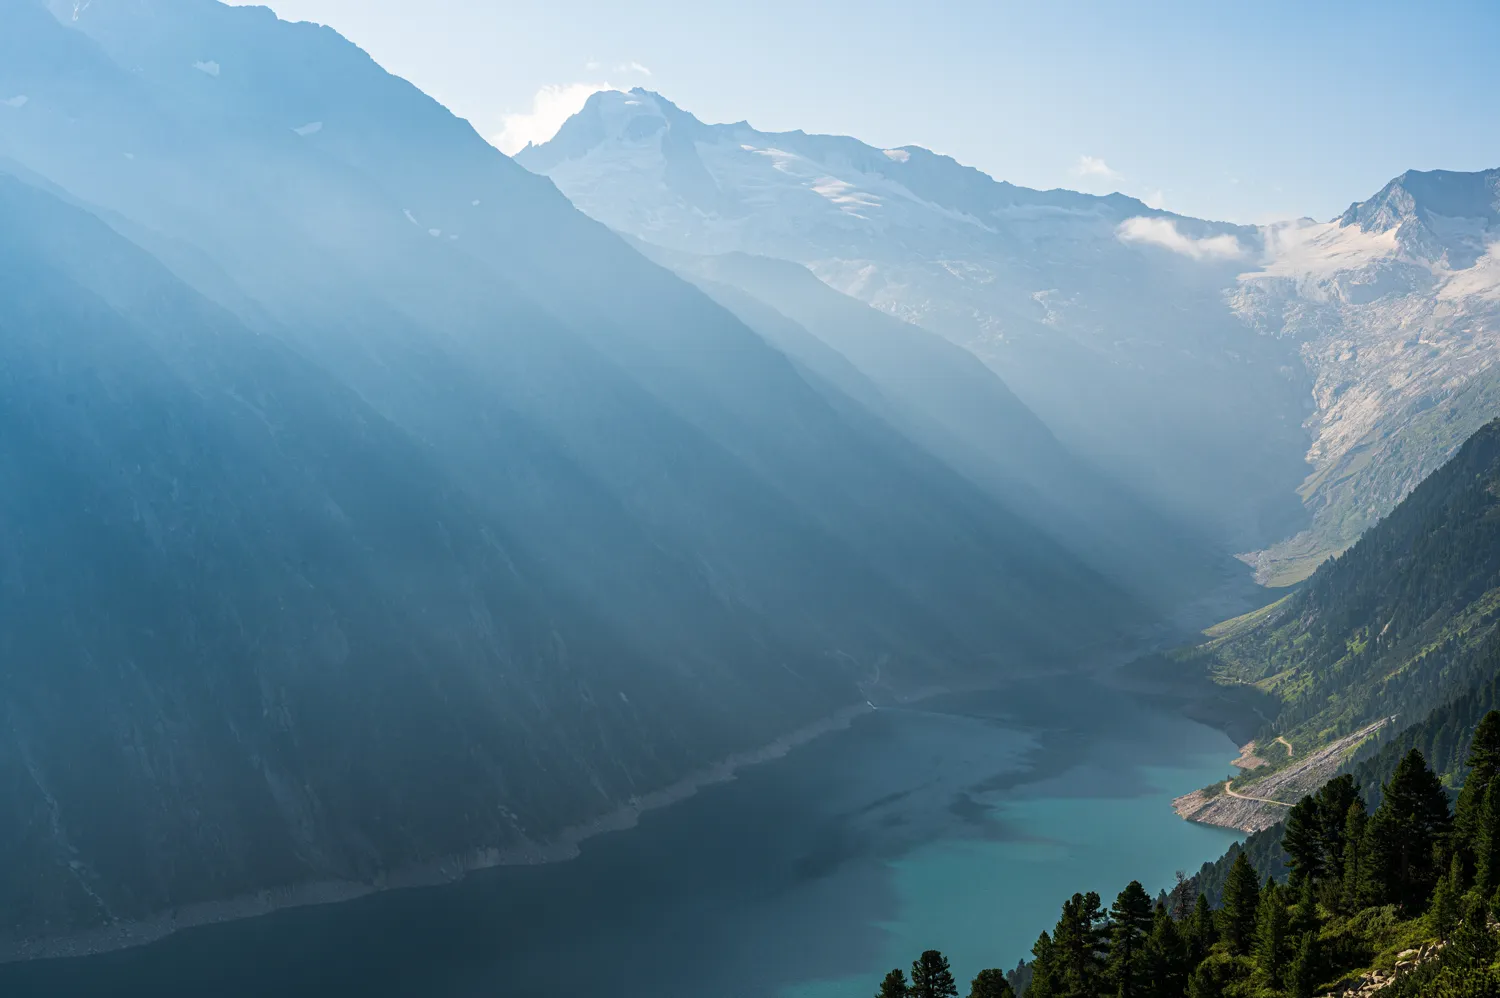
<box><xmin>0</xmin><ymin>675</ymin><xmax>1242</xmax><ymax>998</ymax></box>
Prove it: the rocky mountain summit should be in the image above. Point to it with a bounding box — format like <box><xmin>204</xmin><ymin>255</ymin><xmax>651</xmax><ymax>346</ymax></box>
<box><xmin>523</xmin><ymin>94</ymin><xmax>1500</xmax><ymax>581</ymax></box>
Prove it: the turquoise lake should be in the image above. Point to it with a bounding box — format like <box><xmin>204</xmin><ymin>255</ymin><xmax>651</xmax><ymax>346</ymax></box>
<box><xmin>0</xmin><ymin>675</ymin><xmax>1243</xmax><ymax>997</ymax></box>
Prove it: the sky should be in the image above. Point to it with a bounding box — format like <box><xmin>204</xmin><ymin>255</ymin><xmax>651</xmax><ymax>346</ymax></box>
<box><xmin>228</xmin><ymin>0</ymin><xmax>1500</xmax><ymax>224</ymax></box>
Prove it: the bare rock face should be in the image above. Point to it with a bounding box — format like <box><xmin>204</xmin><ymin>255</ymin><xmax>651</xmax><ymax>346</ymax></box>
<box><xmin>1234</xmin><ymin>169</ymin><xmax>1500</xmax><ymax>583</ymax></box>
<box><xmin>524</xmin><ymin>94</ymin><xmax>1500</xmax><ymax>582</ymax></box>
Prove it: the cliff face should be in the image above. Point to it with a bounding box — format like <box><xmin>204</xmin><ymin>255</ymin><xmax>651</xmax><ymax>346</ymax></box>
<box><xmin>0</xmin><ymin>0</ymin><xmax>1137</xmax><ymax>950</ymax></box>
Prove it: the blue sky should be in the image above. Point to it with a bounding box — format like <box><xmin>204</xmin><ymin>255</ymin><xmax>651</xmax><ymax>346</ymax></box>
<box><xmin>232</xmin><ymin>0</ymin><xmax>1499</xmax><ymax>223</ymax></box>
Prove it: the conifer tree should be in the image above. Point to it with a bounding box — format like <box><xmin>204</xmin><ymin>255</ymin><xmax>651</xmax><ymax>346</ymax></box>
<box><xmin>877</xmin><ymin>968</ymin><xmax>912</xmax><ymax>998</ymax></box>
<box><xmin>1340</xmin><ymin>798</ymin><xmax>1369</xmax><ymax>912</ymax></box>
<box><xmin>1455</xmin><ymin>711</ymin><xmax>1500</xmax><ymax>858</ymax></box>
<box><xmin>1146</xmin><ymin>903</ymin><xmax>1192</xmax><ymax>998</ymax></box>
<box><xmin>1363</xmin><ymin>749</ymin><xmax>1452</xmax><ymax>910</ymax></box>
<box><xmin>1252</xmin><ymin>880</ymin><xmax>1289</xmax><ymax>991</ymax></box>
<box><xmin>1432</xmin><ymin>852</ymin><xmax>1465</xmax><ymax>940</ymax></box>
<box><xmin>1288</xmin><ymin>931</ymin><xmax>1320</xmax><ymax>998</ymax></box>
<box><xmin>911</xmin><ymin>951</ymin><xmax>959</xmax><ymax>998</ymax></box>
<box><xmin>1107</xmin><ymin>882</ymin><xmax>1155</xmax><ymax>998</ymax></box>
<box><xmin>1315</xmin><ymin>775</ymin><xmax>1361</xmax><ymax>891</ymax></box>
<box><xmin>1290</xmin><ymin>877</ymin><xmax>1320</xmax><ymax>940</ymax></box>
<box><xmin>1219</xmin><ymin>853</ymin><xmax>1261</xmax><ymax>954</ymax></box>
<box><xmin>1025</xmin><ymin>932</ymin><xmax>1056</xmax><ymax>998</ymax></box>
<box><xmin>1045</xmin><ymin>892</ymin><xmax>1108</xmax><ymax>997</ymax></box>
<box><xmin>1475</xmin><ymin>781</ymin><xmax>1500</xmax><ymax>896</ymax></box>
<box><xmin>1451</xmin><ymin>895</ymin><xmax>1499</xmax><ymax>970</ymax></box>
<box><xmin>1187</xmin><ymin>894</ymin><xmax>1216</xmax><ymax>964</ymax></box>
<box><xmin>965</xmin><ymin>968</ymin><xmax>1014</xmax><ymax>998</ymax></box>
<box><xmin>1283</xmin><ymin>796</ymin><xmax>1325</xmax><ymax>886</ymax></box>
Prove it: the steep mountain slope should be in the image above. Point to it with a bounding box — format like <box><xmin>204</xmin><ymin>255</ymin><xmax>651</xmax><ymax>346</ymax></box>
<box><xmin>1156</xmin><ymin>418</ymin><xmax>1500</xmax><ymax>752</ymax></box>
<box><xmin>1235</xmin><ymin>169</ymin><xmax>1500</xmax><ymax>582</ymax></box>
<box><xmin>520</xmin><ymin>92</ymin><xmax>1500</xmax><ymax>577</ymax></box>
<box><xmin>0</xmin><ymin>0</ymin><xmax>1142</xmax><ymax>952</ymax></box>
<box><xmin>638</xmin><ymin>244</ymin><xmax>1248</xmax><ymax>616</ymax></box>
<box><xmin>518</xmin><ymin>89</ymin><xmax>1312</xmax><ymax>551</ymax></box>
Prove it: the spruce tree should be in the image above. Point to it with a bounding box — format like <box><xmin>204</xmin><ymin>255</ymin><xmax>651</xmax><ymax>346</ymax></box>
<box><xmin>1146</xmin><ymin>903</ymin><xmax>1192</xmax><ymax>998</ymax></box>
<box><xmin>1025</xmin><ymin>932</ymin><xmax>1056</xmax><ymax>998</ymax></box>
<box><xmin>1048</xmin><ymin>892</ymin><xmax>1107</xmax><ymax>997</ymax></box>
<box><xmin>1315</xmin><ymin>775</ymin><xmax>1361</xmax><ymax>891</ymax></box>
<box><xmin>1451</xmin><ymin>895</ymin><xmax>1499</xmax><ymax>970</ymax></box>
<box><xmin>911</xmin><ymin>951</ymin><xmax>959</xmax><ymax>998</ymax></box>
<box><xmin>1432</xmin><ymin>852</ymin><xmax>1465</xmax><ymax>940</ymax></box>
<box><xmin>1219</xmin><ymin>853</ymin><xmax>1261</xmax><ymax>954</ymax></box>
<box><xmin>1288</xmin><ymin>931</ymin><xmax>1320</xmax><ymax>998</ymax></box>
<box><xmin>1107</xmin><ymin>881</ymin><xmax>1155</xmax><ymax>998</ymax></box>
<box><xmin>1340</xmin><ymin>798</ymin><xmax>1369</xmax><ymax>912</ymax></box>
<box><xmin>1364</xmin><ymin>749</ymin><xmax>1452</xmax><ymax>910</ymax></box>
<box><xmin>1476</xmin><ymin>781</ymin><xmax>1500</xmax><ymax>896</ymax></box>
<box><xmin>966</xmin><ymin>968</ymin><xmax>1014</xmax><ymax>998</ymax></box>
<box><xmin>1283</xmin><ymin>795</ymin><xmax>1325</xmax><ymax>886</ymax></box>
<box><xmin>1187</xmin><ymin>893</ymin><xmax>1216</xmax><ymax>963</ymax></box>
<box><xmin>1455</xmin><ymin>711</ymin><xmax>1500</xmax><ymax>857</ymax></box>
<box><xmin>1252</xmin><ymin>880</ymin><xmax>1289</xmax><ymax>992</ymax></box>
<box><xmin>877</xmin><ymin>968</ymin><xmax>912</xmax><ymax>998</ymax></box>
<box><xmin>1290</xmin><ymin>877</ymin><xmax>1320</xmax><ymax>940</ymax></box>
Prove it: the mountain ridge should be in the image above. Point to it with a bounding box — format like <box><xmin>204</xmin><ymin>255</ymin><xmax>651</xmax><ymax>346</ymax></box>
<box><xmin>522</xmin><ymin>91</ymin><xmax>1500</xmax><ymax>580</ymax></box>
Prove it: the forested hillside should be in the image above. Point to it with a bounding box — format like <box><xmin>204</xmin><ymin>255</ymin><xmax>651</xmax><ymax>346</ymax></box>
<box><xmin>1192</xmin><ymin>649</ymin><xmax>1500</xmax><ymax>905</ymax></box>
<box><xmin>907</xmin><ymin>718</ymin><xmax>1500</xmax><ymax>997</ymax></box>
<box><xmin>1152</xmin><ymin>419</ymin><xmax>1500</xmax><ymax>750</ymax></box>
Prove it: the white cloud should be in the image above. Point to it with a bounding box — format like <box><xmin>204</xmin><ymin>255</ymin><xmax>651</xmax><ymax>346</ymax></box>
<box><xmin>193</xmin><ymin>60</ymin><xmax>220</xmax><ymax>77</ymax></box>
<box><xmin>292</xmin><ymin>121</ymin><xmax>323</xmax><ymax>136</ymax></box>
<box><xmin>491</xmin><ymin>82</ymin><xmax>609</xmax><ymax>155</ymax></box>
<box><xmin>883</xmin><ymin>149</ymin><xmax>910</xmax><ymax>163</ymax></box>
<box><xmin>2</xmin><ymin>95</ymin><xmax>28</xmax><ymax>108</ymax></box>
<box><xmin>1073</xmin><ymin>155</ymin><xmax>1123</xmax><ymax>183</ymax></box>
<box><xmin>1143</xmin><ymin>189</ymin><xmax>1166</xmax><ymax>210</ymax></box>
<box><xmin>1116</xmin><ymin>217</ymin><xmax>1246</xmax><ymax>260</ymax></box>
<box><xmin>619</xmin><ymin>61</ymin><xmax>652</xmax><ymax>76</ymax></box>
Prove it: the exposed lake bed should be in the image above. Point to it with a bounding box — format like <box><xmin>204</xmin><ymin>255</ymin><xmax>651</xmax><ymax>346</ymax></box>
<box><xmin>0</xmin><ymin>675</ymin><xmax>1242</xmax><ymax>998</ymax></box>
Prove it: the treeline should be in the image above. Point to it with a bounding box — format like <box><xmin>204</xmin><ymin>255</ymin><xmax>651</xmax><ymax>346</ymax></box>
<box><xmin>872</xmin><ymin>949</ymin><xmax>1018</xmax><ymax>998</ymax></box>
<box><xmin>1192</xmin><ymin>661</ymin><xmax>1500</xmax><ymax>908</ymax></box>
<box><xmin>894</xmin><ymin>713</ymin><xmax>1500</xmax><ymax>997</ymax></box>
<box><xmin>1161</xmin><ymin>418</ymin><xmax>1500</xmax><ymax>747</ymax></box>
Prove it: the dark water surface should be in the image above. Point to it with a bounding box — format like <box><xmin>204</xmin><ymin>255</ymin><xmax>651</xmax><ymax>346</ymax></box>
<box><xmin>1</xmin><ymin>677</ymin><xmax>1241</xmax><ymax>998</ymax></box>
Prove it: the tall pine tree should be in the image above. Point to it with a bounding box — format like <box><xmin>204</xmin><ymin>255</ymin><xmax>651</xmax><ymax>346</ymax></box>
<box><xmin>911</xmin><ymin>951</ymin><xmax>959</xmax><ymax>998</ymax></box>
<box><xmin>1252</xmin><ymin>880</ymin><xmax>1290</xmax><ymax>991</ymax></box>
<box><xmin>877</xmin><ymin>969</ymin><xmax>912</xmax><ymax>998</ymax></box>
<box><xmin>1107</xmin><ymin>881</ymin><xmax>1155</xmax><ymax>998</ymax></box>
<box><xmin>1362</xmin><ymin>749</ymin><xmax>1452</xmax><ymax>911</ymax></box>
<box><xmin>1340</xmin><ymin>798</ymin><xmax>1369</xmax><ymax>912</ymax></box>
<box><xmin>1220</xmin><ymin>853</ymin><xmax>1261</xmax><ymax>954</ymax></box>
<box><xmin>965</xmin><ymin>968</ymin><xmax>1014</xmax><ymax>998</ymax></box>
<box><xmin>1454</xmin><ymin>711</ymin><xmax>1500</xmax><ymax>862</ymax></box>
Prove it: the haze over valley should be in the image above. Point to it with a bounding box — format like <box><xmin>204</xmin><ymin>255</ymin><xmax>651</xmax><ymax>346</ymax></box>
<box><xmin>1</xmin><ymin>2</ymin><xmax>1498</xmax><ymax>996</ymax></box>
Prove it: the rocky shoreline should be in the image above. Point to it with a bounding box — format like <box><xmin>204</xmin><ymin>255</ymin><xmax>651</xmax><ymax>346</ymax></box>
<box><xmin>1173</xmin><ymin>718</ymin><xmax>1393</xmax><ymax>833</ymax></box>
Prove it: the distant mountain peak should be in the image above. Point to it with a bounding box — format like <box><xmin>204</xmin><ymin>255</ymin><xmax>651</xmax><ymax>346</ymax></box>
<box><xmin>1335</xmin><ymin>167</ymin><xmax>1500</xmax><ymax>267</ymax></box>
<box><xmin>1339</xmin><ymin>168</ymin><xmax>1500</xmax><ymax>232</ymax></box>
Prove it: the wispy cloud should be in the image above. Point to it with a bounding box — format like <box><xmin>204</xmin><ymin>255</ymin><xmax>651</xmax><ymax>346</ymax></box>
<box><xmin>619</xmin><ymin>61</ymin><xmax>652</xmax><ymax>76</ymax></box>
<box><xmin>491</xmin><ymin>82</ymin><xmax>610</xmax><ymax>155</ymax></box>
<box><xmin>1072</xmin><ymin>155</ymin><xmax>1123</xmax><ymax>183</ymax></box>
<box><xmin>1116</xmin><ymin>217</ymin><xmax>1246</xmax><ymax>260</ymax></box>
<box><xmin>1143</xmin><ymin>189</ymin><xmax>1166</xmax><ymax>210</ymax></box>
